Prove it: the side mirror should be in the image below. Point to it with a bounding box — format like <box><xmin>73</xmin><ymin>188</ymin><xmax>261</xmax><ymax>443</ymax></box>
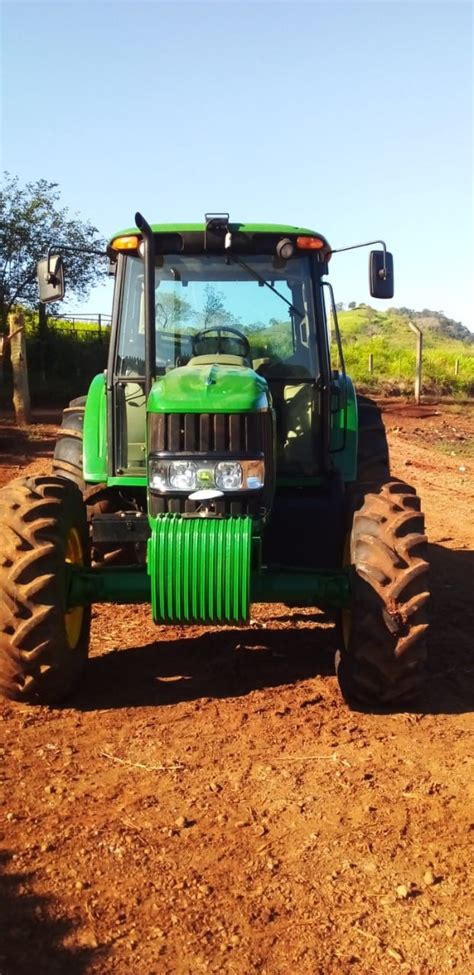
<box><xmin>369</xmin><ymin>250</ymin><xmax>394</xmax><ymax>299</ymax></box>
<box><xmin>37</xmin><ymin>255</ymin><xmax>65</xmax><ymax>303</ymax></box>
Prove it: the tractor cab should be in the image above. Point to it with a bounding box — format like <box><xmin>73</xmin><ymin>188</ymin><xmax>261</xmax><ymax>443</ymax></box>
<box><xmin>109</xmin><ymin>221</ymin><xmax>333</xmax><ymax>494</ymax></box>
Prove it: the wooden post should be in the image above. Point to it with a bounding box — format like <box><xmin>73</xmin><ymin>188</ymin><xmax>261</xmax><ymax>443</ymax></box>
<box><xmin>455</xmin><ymin>358</ymin><xmax>459</xmax><ymax>376</ymax></box>
<box><xmin>408</xmin><ymin>320</ymin><xmax>423</xmax><ymax>405</ymax></box>
<box><xmin>0</xmin><ymin>332</ymin><xmax>5</xmax><ymax>383</ymax></box>
<box><xmin>8</xmin><ymin>311</ymin><xmax>31</xmax><ymax>424</ymax></box>
<box><xmin>368</xmin><ymin>353</ymin><xmax>374</xmax><ymax>373</ymax></box>
<box><xmin>38</xmin><ymin>302</ymin><xmax>48</xmax><ymax>383</ymax></box>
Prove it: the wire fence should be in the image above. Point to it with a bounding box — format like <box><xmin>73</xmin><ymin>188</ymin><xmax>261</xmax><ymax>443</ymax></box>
<box><xmin>51</xmin><ymin>312</ymin><xmax>112</xmax><ymax>342</ymax></box>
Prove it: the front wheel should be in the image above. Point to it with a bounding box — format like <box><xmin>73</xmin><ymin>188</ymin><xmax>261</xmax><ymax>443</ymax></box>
<box><xmin>337</xmin><ymin>481</ymin><xmax>429</xmax><ymax>707</ymax></box>
<box><xmin>0</xmin><ymin>476</ymin><xmax>91</xmax><ymax>704</ymax></box>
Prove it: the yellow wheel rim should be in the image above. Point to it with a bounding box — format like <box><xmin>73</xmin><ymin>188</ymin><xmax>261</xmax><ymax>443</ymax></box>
<box><xmin>341</xmin><ymin>532</ymin><xmax>352</xmax><ymax>648</ymax></box>
<box><xmin>65</xmin><ymin>527</ymin><xmax>84</xmax><ymax>649</ymax></box>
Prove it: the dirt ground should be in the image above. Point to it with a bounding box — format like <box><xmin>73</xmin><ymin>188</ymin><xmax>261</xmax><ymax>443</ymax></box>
<box><xmin>0</xmin><ymin>402</ymin><xmax>473</xmax><ymax>975</ymax></box>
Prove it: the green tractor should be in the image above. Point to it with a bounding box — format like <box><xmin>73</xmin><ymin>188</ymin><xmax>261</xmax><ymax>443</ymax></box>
<box><xmin>0</xmin><ymin>214</ymin><xmax>429</xmax><ymax>706</ymax></box>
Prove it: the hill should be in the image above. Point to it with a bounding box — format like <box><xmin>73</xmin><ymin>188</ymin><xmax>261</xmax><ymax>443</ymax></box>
<box><xmin>337</xmin><ymin>306</ymin><xmax>473</xmax><ymax>348</ymax></box>
<box><xmin>334</xmin><ymin>306</ymin><xmax>474</xmax><ymax>395</ymax></box>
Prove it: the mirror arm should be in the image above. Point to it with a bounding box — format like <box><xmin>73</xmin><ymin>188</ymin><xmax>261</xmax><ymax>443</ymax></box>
<box><xmin>331</xmin><ymin>239</ymin><xmax>388</xmax><ymax>280</ymax></box>
<box><xmin>45</xmin><ymin>243</ymin><xmax>107</xmax><ymax>282</ymax></box>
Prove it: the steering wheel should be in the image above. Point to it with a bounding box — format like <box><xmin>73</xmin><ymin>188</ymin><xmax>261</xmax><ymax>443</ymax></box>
<box><xmin>192</xmin><ymin>326</ymin><xmax>251</xmax><ymax>360</ymax></box>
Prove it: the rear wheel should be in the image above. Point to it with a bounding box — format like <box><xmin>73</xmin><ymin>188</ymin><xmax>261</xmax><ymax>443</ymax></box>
<box><xmin>356</xmin><ymin>393</ymin><xmax>389</xmax><ymax>482</ymax></box>
<box><xmin>337</xmin><ymin>481</ymin><xmax>429</xmax><ymax>706</ymax></box>
<box><xmin>0</xmin><ymin>476</ymin><xmax>91</xmax><ymax>704</ymax></box>
<box><xmin>52</xmin><ymin>395</ymin><xmax>142</xmax><ymax>564</ymax></box>
<box><xmin>53</xmin><ymin>396</ymin><xmax>86</xmax><ymax>490</ymax></box>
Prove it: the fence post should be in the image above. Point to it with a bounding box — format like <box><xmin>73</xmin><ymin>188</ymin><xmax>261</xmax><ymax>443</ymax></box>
<box><xmin>454</xmin><ymin>358</ymin><xmax>459</xmax><ymax>376</ymax></box>
<box><xmin>8</xmin><ymin>310</ymin><xmax>31</xmax><ymax>424</ymax></box>
<box><xmin>408</xmin><ymin>320</ymin><xmax>423</xmax><ymax>405</ymax></box>
<box><xmin>368</xmin><ymin>353</ymin><xmax>374</xmax><ymax>373</ymax></box>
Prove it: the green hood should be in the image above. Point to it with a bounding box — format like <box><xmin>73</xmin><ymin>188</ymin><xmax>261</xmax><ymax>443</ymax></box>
<box><xmin>147</xmin><ymin>362</ymin><xmax>270</xmax><ymax>414</ymax></box>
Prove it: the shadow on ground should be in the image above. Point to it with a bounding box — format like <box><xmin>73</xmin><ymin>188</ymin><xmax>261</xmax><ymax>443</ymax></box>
<box><xmin>0</xmin><ymin>422</ymin><xmax>57</xmax><ymax>466</ymax></box>
<box><xmin>421</xmin><ymin>543</ymin><xmax>474</xmax><ymax>714</ymax></box>
<box><xmin>0</xmin><ymin>851</ymin><xmax>101</xmax><ymax>975</ymax></box>
<box><xmin>74</xmin><ymin>619</ymin><xmax>337</xmax><ymax>712</ymax></box>
<box><xmin>68</xmin><ymin>542</ymin><xmax>474</xmax><ymax>717</ymax></box>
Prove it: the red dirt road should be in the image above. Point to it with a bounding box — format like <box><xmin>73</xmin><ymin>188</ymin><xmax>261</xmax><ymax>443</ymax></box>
<box><xmin>0</xmin><ymin>403</ymin><xmax>473</xmax><ymax>975</ymax></box>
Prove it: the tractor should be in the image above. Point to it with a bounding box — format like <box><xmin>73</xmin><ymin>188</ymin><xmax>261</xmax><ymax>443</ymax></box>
<box><xmin>0</xmin><ymin>214</ymin><xmax>429</xmax><ymax>706</ymax></box>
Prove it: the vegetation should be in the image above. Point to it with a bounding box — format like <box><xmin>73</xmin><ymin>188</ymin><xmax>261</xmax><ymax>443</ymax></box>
<box><xmin>0</xmin><ymin>308</ymin><xmax>108</xmax><ymax>406</ymax></box>
<box><xmin>0</xmin><ymin>173</ymin><xmax>106</xmax><ymax>331</ymax></box>
<box><xmin>331</xmin><ymin>306</ymin><xmax>474</xmax><ymax>396</ymax></box>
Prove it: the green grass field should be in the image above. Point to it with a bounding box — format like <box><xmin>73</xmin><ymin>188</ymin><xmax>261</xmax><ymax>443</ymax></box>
<box><xmin>332</xmin><ymin>308</ymin><xmax>474</xmax><ymax>396</ymax></box>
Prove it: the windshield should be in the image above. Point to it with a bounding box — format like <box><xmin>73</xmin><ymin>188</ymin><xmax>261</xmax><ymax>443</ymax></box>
<box><xmin>117</xmin><ymin>254</ymin><xmax>318</xmax><ymax>379</ymax></box>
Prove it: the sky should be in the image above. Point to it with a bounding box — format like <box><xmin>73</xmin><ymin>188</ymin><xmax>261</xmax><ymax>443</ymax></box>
<box><xmin>1</xmin><ymin>0</ymin><xmax>473</xmax><ymax>329</ymax></box>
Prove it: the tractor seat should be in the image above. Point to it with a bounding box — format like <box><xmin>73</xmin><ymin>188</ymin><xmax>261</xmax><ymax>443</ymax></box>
<box><xmin>255</xmin><ymin>359</ymin><xmax>312</xmax><ymax>380</ymax></box>
<box><xmin>185</xmin><ymin>353</ymin><xmax>251</xmax><ymax>368</ymax></box>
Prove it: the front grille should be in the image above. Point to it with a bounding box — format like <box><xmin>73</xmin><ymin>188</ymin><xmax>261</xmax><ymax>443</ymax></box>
<box><xmin>148</xmin><ymin>411</ymin><xmax>274</xmax><ymax>517</ymax></box>
<box><xmin>150</xmin><ymin>411</ymin><xmax>270</xmax><ymax>454</ymax></box>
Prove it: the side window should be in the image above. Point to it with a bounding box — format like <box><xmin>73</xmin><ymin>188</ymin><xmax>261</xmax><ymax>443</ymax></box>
<box><xmin>117</xmin><ymin>258</ymin><xmax>145</xmax><ymax>376</ymax></box>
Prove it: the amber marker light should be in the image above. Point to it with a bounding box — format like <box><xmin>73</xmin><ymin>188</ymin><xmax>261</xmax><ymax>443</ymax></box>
<box><xmin>110</xmin><ymin>235</ymin><xmax>140</xmax><ymax>251</ymax></box>
<box><xmin>296</xmin><ymin>236</ymin><xmax>326</xmax><ymax>250</ymax></box>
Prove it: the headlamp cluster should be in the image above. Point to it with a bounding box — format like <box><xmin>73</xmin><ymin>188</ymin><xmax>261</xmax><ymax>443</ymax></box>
<box><xmin>149</xmin><ymin>456</ymin><xmax>264</xmax><ymax>494</ymax></box>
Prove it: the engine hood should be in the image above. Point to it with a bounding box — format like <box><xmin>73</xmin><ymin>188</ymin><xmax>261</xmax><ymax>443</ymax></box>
<box><xmin>147</xmin><ymin>362</ymin><xmax>270</xmax><ymax>413</ymax></box>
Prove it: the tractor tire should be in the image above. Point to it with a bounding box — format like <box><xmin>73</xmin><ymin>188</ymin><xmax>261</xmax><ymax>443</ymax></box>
<box><xmin>53</xmin><ymin>396</ymin><xmax>86</xmax><ymax>490</ymax></box>
<box><xmin>0</xmin><ymin>476</ymin><xmax>91</xmax><ymax>704</ymax></box>
<box><xmin>356</xmin><ymin>394</ymin><xmax>390</xmax><ymax>482</ymax></box>
<box><xmin>337</xmin><ymin>481</ymin><xmax>429</xmax><ymax>707</ymax></box>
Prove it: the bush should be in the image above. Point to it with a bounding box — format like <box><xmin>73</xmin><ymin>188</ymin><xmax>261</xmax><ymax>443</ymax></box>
<box><xmin>0</xmin><ymin>319</ymin><xmax>109</xmax><ymax>408</ymax></box>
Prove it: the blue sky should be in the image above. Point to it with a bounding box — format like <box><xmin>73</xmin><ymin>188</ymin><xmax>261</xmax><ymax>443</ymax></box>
<box><xmin>2</xmin><ymin>1</ymin><xmax>473</xmax><ymax>328</ymax></box>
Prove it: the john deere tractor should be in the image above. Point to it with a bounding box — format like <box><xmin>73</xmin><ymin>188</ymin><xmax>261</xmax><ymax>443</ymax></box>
<box><xmin>0</xmin><ymin>214</ymin><xmax>429</xmax><ymax>706</ymax></box>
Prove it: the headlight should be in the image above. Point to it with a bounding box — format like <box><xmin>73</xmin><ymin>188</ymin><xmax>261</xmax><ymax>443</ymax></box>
<box><xmin>169</xmin><ymin>461</ymin><xmax>197</xmax><ymax>490</ymax></box>
<box><xmin>149</xmin><ymin>460</ymin><xmax>168</xmax><ymax>491</ymax></box>
<box><xmin>215</xmin><ymin>462</ymin><xmax>242</xmax><ymax>490</ymax></box>
<box><xmin>148</xmin><ymin>457</ymin><xmax>264</xmax><ymax>492</ymax></box>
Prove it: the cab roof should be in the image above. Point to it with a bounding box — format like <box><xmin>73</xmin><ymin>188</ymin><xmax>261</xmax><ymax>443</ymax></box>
<box><xmin>108</xmin><ymin>222</ymin><xmax>331</xmax><ymax>260</ymax></box>
<box><xmin>110</xmin><ymin>221</ymin><xmax>326</xmax><ymax>241</ymax></box>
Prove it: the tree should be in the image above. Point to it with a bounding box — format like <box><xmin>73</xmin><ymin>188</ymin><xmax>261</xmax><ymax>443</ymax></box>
<box><xmin>202</xmin><ymin>285</ymin><xmax>236</xmax><ymax>329</ymax></box>
<box><xmin>0</xmin><ymin>173</ymin><xmax>106</xmax><ymax>331</ymax></box>
<box><xmin>348</xmin><ymin>301</ymin><xmax>357</xmax><ymax>309</ymax></box>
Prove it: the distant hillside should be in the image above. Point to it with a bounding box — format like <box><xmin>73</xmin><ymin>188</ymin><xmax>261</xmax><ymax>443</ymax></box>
<box><xmin>333</xmin><ymin>306</ymin><xmax>474</xmax><ymax>396</ymax></box>
<box><xmin>337</xmin><ymin>306</ymin><xmax>474</xmax><ymax>348</ymax></box>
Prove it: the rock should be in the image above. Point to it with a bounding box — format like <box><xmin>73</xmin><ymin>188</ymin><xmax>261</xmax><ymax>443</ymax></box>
<box><xmin>174</xmin><ymin>815</ymin><xmax>192</xmax><ymax>829</ymax></box>
<box><xmin>396</xmin><ymin>884</ymin><xmax>409</xmax><ymax>899</ymax></box>
<box><xmin>77</xmin><ymin>929</ymin><xmax>98</xmax><ymax>949</ymax></box>
<box><xmin>423</xmin><ymin>869</ymin><xmax>436</xmax><ymax>886</ymax></box>
<box><xmin>198</xmin><ymin>884</ymin><xmax>213</xmax><ymax>895</ymax></box>
<box><xmin>386</xmin><ymin>947</ymin><xmax>404</xmax><ymax>962</ymax></box>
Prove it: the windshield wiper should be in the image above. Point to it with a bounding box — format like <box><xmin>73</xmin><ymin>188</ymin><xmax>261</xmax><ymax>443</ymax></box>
<box><xmin>227</xmin><ymin>254</ymin><xmax>304</xmax><ymax>320</ymax></box>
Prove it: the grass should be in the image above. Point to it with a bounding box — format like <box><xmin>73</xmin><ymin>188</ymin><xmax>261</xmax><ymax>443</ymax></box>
<box><xmin>432</xmin><ymin>434</ymin><xmax>474</xmax><ymax>458</ymax></box>
<box><xmin>331</xmin><ymin>309</ymin><xmax>474</xmax><ymax>396</ymax></box>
